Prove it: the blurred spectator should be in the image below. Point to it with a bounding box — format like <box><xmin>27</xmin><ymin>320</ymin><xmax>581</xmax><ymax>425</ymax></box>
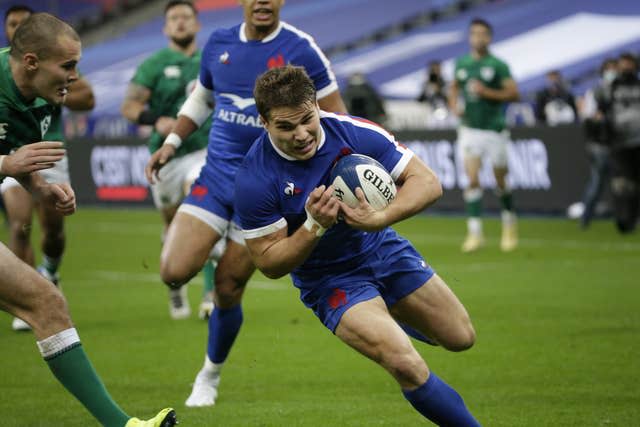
<box><xmin>342</xmin><ymin>72</ymin><xmax>386</xmax><ymax>124</ymax></box>
<box><xmin>599</xmin><ymin>53</ymin><xmax>640</xmax><ymax>233</ymax></box>
<box><xmin>417</xmin><ymin>60</ymin><xmax>447</xmax><ymax>108</ymax></box>
<box><xmin>579</xmin><ymin>58</ymin><xmax>617</xmax><ymax>228</ymax></box>
<box><xmin>535</xmin><ymin>70</ymin><xmax>577</xmax><ymax>125</ymax></box>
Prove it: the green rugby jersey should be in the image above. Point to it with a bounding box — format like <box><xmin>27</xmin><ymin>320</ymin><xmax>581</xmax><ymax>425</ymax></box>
<box><xmin>131</xmin><ymin>47</ymin><xmax>210</xmax><ymax>157</ymax></box>
<box><xmin>0</xmin><ymin>48</ymin><xmax>56</xmax><ymax>155</ymax></box>
<box><xmin>454</xmin><ymin>53</ymin><xmax>512</xmax><ymax>132</ymax></box>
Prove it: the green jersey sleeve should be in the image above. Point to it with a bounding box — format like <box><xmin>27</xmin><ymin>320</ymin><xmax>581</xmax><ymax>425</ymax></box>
<box><xmin>131</xmin><ymin>57</ymin><xmax>159</xmax><ymax>89</ymax></box>
<box><xmin>496</xmin><ymin>59</ymin><xmax>512</xmax><ymax>83</ymax></box>
<box><xmin>0</xmin><ymin>102</ymin><xmax>21</xmax><ymax>154</ymax></box>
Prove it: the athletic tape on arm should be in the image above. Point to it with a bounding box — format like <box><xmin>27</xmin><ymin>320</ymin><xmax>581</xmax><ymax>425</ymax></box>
<box><xmin>178</xmin><ymin>80</ymin><xmax>213</xmax><ymax>127</ymax></box>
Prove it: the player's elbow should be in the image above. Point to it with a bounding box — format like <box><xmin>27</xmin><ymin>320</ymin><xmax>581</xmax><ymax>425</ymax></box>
<box><xmin>120</xmin><ymin>102</ymin><xmax>137</xmax><ymax>122</ymax></box>
<box><xmin>425</xmin><ymin>175</ymin><xmax>443</xmax><ymax>205</ymax></box>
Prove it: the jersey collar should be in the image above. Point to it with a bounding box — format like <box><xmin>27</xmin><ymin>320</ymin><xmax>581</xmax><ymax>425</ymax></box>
<box><xmin>268</xmin><ymin>123</ymin><xmax>326</xmax><ymax>161</ymax></box>
<box><xmin>0</xmin><ymin>49</ymin><xmax>48</xmax><ymax>111</ymax></box>
<box><xmin>239</xmin><ymin>21</ymin><xmax>283</xmax><ymax>43</ymax></box>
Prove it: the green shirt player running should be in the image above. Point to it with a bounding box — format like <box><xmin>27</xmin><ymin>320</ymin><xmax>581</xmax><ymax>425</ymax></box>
<box><xmin>122</xmin><ymin>0</ymin><xmax>220</xmax><ymax>321</ymax></box>
<box><xmin>2</xmin><ymin>4</ymin><xmax>96</xmax><ymax>333</ymax></box>
<box><xmin>0</xmin><ymin>12</ymin><xmax>176</xmax><ymax>427</ymax></box>
<box><xmin>449</xmin><ymin>17</ymin><xmax>520</xmax><ymax>253</ymax></box>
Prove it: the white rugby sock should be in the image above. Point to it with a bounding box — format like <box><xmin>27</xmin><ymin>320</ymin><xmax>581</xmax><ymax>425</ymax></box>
<box><xmin>467</xmin><ymin>217</ymin><xmax>483</xmax><ymax>236</ymax></box>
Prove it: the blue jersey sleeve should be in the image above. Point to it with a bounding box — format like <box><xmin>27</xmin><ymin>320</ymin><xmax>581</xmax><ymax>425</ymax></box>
<box><xmin>199</xmin><ymin>33</ymin><xmax>215</xmax><ymax>90</ymax></box>
<box><xmin>346</xmin><ymin>117</ymin><xmax>413</xmax><ymax>180</ymax></box>
<box><xmin>235</xmin><ymin>161</ymin><xmax>287</xmax><ymax>239</ymax></box>
<box><xmin>291</xmin><ymin>34</ymin><xmax>338</xmax><ymax>99</ymax></box>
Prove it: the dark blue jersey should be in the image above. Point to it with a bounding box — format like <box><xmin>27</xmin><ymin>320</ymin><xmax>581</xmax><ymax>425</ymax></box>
<box><xmin>200</xmin><ymin>21</ymin><xmax>338</xmax><ymax>166</ymax></box>
<box><xmin>235</xmin><ymin>111</ymin><xmax>413</xmax><ymax>286</ymax></box>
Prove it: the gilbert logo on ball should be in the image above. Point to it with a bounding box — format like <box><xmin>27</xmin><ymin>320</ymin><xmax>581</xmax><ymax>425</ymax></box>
<box><xmin>330</xmin><ymin>154</ymin><xmax>397</xmax><ymax>210</ymax></box>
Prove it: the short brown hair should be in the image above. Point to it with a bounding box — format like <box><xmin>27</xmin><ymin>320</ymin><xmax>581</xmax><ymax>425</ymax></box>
<box><xmin>165</xmin><ymin>0</ymin><xmax>198</xmax><ymax>16</ymax></box>
<box><xmin>254</xmin><ymin>65</ymin><xmax>316</xmax><ymax>120</ymax></box>
<box><xmin>10</xmin><ymin>13</ymin><xmax>80</xmax><ymax>60</ymax></box>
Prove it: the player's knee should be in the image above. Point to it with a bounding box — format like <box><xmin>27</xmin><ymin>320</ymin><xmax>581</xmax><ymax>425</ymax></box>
<box><xmin>444</xmin><ymin>319</ymin><xmax>476</xmax><ymax>352</ymax></box>
<box><xmin>159</xmin><ymin>254</ymin><xmax>198</xmax><ymax>288</ymax></box>
<box><xmin>382</xmin><ymin>350</ymin><xmax>428</xmax><ymax>388</ymax></box>
<box><xmin>213</xmin><ymin>273</ymin><xmax>247</xmax><ymax>307</ymax></box>
<box><xmin>9</xmin><ymin>220</ymin><xmax>31</xmax><ymax>244</ymax></box>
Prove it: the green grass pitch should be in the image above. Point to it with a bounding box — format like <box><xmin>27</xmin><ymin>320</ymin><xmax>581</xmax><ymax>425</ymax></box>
<box><xmin>0</xmin><ymin>208</ymin><xmax>638</xmax><ymax>426</ymax></box>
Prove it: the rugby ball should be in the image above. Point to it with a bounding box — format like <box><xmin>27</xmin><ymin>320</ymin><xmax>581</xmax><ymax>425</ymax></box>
<box><xmin>330</xmin><ymin>154</ymin><xmax>397</xmax><ymax>210</ymax></box>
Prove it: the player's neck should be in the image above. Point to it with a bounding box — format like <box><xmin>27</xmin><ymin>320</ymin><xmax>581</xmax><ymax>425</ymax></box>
<box><xmin>471</xmin><ymin>48</ymin><xmax>489</xmax><ymax>59</ymax></box>
<box><xmin>244</xmin><ymin>21</ymin><xmax>279</xmax><ymax>41</ymax></box>
<box><xmin>8</xmin><ymin>56</ymin><xmax>37</xmax><ymax>102</ymax></box>
<box><xmin>169</xmin><ymin>40</ymin><xmax>197</xmax><ymax>56</ymax></box>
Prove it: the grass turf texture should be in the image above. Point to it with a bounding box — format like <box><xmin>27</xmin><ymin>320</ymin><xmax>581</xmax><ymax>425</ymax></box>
<box><xmin>0</xmin><ymin>208</ymin><xmax>638</xmax><ymax>426</ymax></box>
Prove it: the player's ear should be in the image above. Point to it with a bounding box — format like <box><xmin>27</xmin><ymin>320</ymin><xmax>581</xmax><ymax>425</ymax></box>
<box><xmin>259</xmin><ymin>114</ymin><xmax>269</xmax><ymax>127</ymax></box>
<box><xmin>23</xmin><ymin>53</ymin><xmax>39</xmax><ymax>71</ymax></box>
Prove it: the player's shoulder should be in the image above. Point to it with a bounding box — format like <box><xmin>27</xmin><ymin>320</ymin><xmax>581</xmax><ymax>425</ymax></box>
<box><xmin>320</xmin><ymin>111</ymin><xmax>393</xmax><ymax>140</ymax></box>
<box><xmin>237</xmin><ymin>134</ymin><xmax>278</xmax><ymax>186</ymax></box>
<box><xmin>138</xmin><ymin>48</ymin><xmax>173</xmax><ymax>68</ymax></box>
<box><xmin>278</xmin><ymin>22</ymin><xmax>320</xmax><ymax>50</ymax></box>
<box><xmin>240</xmin><ymin>132</ymin><xmax>270</xmax><ymax>169</ymax></box>
<box><xmin>487</xmin><ymin>53</ymin><xmax>509</xmax><ymax>68</ymax></box>
<box><xmin>455</xmin><ymin>53</ymin><xmax>473</xmax><ymax>67</ymax></box>
<box><xmin>205</xmin><ymin>24</ymin><xmax>241</xmax><ymax>45</ymax></box>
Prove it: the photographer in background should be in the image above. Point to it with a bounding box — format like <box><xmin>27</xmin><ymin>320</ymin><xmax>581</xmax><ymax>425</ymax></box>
<box><xmin>578</xmin><ymin>58</ymin><xmax>617</xmax><ymax>228</ymax></box>
<box><xmin>342</xmin><ymin>72</ymin><xmax>385</xmax><ymax>124</ymax></box>
<box><xmin>417</xmin><ymin>60</ymin><xmax>447</xmax><ymax>108</ymax></box>
<box><xmin>599</xmin><ymin>53</ymin><xmax>640</xmax><ymax>233</ymax></box>
<box><xmin>535</xmin><ymin>70</ymin><xmax>577</xmax><ymax>125</ymax></box>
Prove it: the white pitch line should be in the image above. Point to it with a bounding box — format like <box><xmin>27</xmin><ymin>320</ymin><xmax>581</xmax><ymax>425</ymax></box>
<box><xmin>89</xmin><ymin>270</ymin><xmax>288</xmax><ymax>290</ymax></box>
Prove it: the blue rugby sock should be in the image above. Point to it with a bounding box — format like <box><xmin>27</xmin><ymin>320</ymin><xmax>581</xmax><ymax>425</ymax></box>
<box><xmin>398</xmin><ymin>322</ymin><xmax>438</xmax><ymax>346</ymax></box>
<box><xmin>207</xmin><ymin>305</ymin><xmax>243</xmax><ymax>364</ymax></box>
<box><xmin>403</xmin><ymin>372</ymin><xmax>480</xmax><ymax>426</ymax></box>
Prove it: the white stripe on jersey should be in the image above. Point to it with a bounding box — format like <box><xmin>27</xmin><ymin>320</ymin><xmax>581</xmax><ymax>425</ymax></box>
<box><xmin>243</xmin><ymin>217</ymin><xmax>288</xmax><ymax>239</ymax></box>
<box><xmin>319</xmin><ymin>111</ymin><xmax>414</xmax><ymax>180</ymax></box>
<box><xmin>281</xmin><ymin>22</ymin><xmax>339</xmax><ymax>99</ymax></box>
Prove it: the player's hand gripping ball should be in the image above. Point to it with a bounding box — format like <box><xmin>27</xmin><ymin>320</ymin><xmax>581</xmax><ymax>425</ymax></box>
<box><xmin>330</xmin><ymin>154</ymin><xmax>397</xmax><ymax>210</ymax></box>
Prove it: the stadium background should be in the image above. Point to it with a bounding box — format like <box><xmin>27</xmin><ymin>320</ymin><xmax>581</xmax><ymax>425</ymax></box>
<box><xmin>1</xmin><ymin>0</ymin><xmax>638</xmax><ymax>426</ymax></box>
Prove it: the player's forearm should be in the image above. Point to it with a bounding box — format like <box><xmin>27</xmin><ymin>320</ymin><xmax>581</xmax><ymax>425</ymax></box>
<box><xmin>121</xmin><ymin>100</ymin><xmax>146</xmax><ymax>123</ymax></box>
<box><xmin>481</xmin><ymin>86</ymin><xmax>519</xmax><ymax>102</ymax></box>
<box><xmin>169</xmin><ymin>115</ymin><xmax>199</xmax><ymax>142</ymax></box>
<box><xmin>252</xmin><ymin>230</ymin><xmax>320</xmax><ymax>279</ymax></box>
<box><xmin>64</xmin><ymin>79</ymin><xmax>95</xmax><ymax>111</ymax></box>
<box><xmin>381</xmin><ymin>170</ymin><xmax>442</xmax><ymax>226</ymax></box>
<box><xmin>448</xmin><ymin>85</ymin><xmax>459</xmax><ymax>112</ymax></box>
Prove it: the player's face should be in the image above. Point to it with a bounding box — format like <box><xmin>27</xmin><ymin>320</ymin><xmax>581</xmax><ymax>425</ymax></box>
<box><xmin>31</xmin><ymin>36</ymin><xmax>81</xmax><ymax>106</ymax></box>
<box><xmin>469</xmin><ymin>24</ymin><xmax>491</xmax><ymax>52</ymax></box>
<box><xmin>239</xmin><ymin>0</ymin><xmax>284</xmax><ymax>32</ymax></box>
<box><xmin>263</xmin><ymin>101</ymin><xmax>321</xmax><ymax>161</ymax></box>
<box><xmin>164</xmin><ymin>4</ymin><xmax>200</xmax><ymax>47</ymax></box>
<box><xmin>4</xmin><ymin>10</ymin><xmax>31</xmax><ymax>43</ymax></box>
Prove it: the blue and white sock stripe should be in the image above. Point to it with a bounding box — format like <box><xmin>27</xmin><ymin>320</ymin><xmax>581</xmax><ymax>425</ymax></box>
<box><xmin>37</xmin><ymin>328</ymin><xmax>81</xmax><ymax>360</ymax></box>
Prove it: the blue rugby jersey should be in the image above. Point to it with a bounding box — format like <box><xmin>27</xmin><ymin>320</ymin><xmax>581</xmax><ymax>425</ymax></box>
<box><xmin>199</xmin><ymin>21</ymin><xmax>338</xmax><ymax>166</ymax></box>
<box><xmin>235</xmin><ymin>111</ymin><xmax>414</xmax><ymax>286</ymax></box>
